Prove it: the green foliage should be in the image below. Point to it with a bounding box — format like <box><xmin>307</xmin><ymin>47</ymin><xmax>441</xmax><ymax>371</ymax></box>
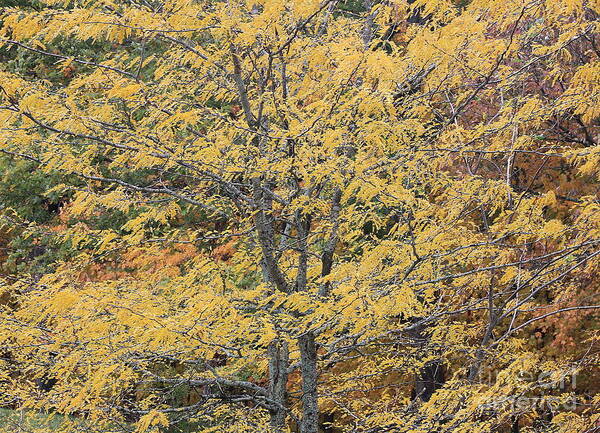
<box><xmin>0</xmin><ymin>159</ymin><xmax>64</xmax><ymax>223</ymax></box>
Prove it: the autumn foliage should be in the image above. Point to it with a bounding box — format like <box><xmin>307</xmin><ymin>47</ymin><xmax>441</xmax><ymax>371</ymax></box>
<box><xmin>0</xmin><ymin>0</ymin><xmax>599</xmax><ymax>432</ymax></box>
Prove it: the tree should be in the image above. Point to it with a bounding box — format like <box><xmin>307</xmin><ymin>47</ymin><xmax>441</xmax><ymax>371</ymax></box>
<box><xmin>0</xmin><ymin>0</ymin><xmax>599</xmax><ymax>432</ymax></box>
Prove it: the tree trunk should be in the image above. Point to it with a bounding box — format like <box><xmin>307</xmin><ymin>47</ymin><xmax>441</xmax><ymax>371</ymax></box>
<box><xmin>362</xmin><ymin>0</ymin><xmax>374</xmax><ymax>49</ymax></box>
<box><xmin>409</xmin><ymin>320</ymin><xmax>445</xmax><ymax>402</ymax></box>
<box><xmin>268</xmin><ymin>339</ymin><xmax>289</xmax><ymax>432</ymax></box>
<box><xmin>299</xmin><ymin>332</ymin><xmax>319</xmax><ymax>433</ymax></box>
<box><xmin>414</xmin><ymin>359</ymin><xmax>445</xmax><ymax>402</ymax></box>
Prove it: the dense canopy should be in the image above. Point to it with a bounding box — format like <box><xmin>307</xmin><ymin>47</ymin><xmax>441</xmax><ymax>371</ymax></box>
<box><xmin>0</xmin><ymin>0</ymin><xmax>599</xmax><ymax>432</ymax></box>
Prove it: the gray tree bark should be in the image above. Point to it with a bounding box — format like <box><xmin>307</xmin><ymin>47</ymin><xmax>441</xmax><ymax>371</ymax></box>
<box><xmin>268</xmin><ymin>339</ymin><xmax>289</xmax><ymax>432</ymax></box>
<box><xmin>299</xmin><ymin>331</ymin><xmax>319</xmax><ymax>433</ymax></box>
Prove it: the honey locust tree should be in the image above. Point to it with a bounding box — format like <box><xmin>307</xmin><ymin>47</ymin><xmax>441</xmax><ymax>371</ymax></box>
<box><xmin>0</xmin><ymin>0</ymin><xmax>599</xmax><ymax>432</ymax></box>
